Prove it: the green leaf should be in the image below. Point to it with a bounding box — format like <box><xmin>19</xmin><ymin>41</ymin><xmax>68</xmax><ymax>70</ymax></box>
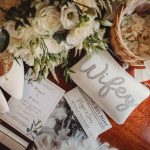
<box><xmin>33</xmin><ymin>120</ymin><xmax>36</xmax><ymax>125</ymax></box>
<box><xmin>68</xmin><ymin>69</ymin><xmax>75</xmax><ymax>73</ymax></box>
<box><xmin>26</xmin><ymin>128</ymin><xmax>30</xmax><ymax>132</ymax></box>
<box><xmin>35</xmin><ymin>125</ymin><xmax>42</xmax><ymax>130</ymax></box>
<box><xmin>100</xmin><ymin>20</ymin><xmax>112</xmax><ymax>27</ymax></box>
<box><xmin>0</xmin><ymin>28</ymin><xmax>10</xmax><ymax>53</ymax></box>
<box><xmin>65</xmin><ymin>74</ymin><xmax>69</xmax><ymax>82</ymax></box>
<box><xmin>80</xmin><ymin>15</ymin><xmax>90</xmax><ymax>25</ymax></box>
<box><xmin>33</xmin><ymin>130</ymin><xmax>38</xmax><ymax>135</ymax></box>
<box><xmin>31</xmin><ymin>123</ymin><xmax>34</xmax><ymax>130</ymax></box>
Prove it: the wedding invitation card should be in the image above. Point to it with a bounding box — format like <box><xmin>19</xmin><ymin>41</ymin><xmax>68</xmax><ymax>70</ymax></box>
<box><xmin>64</xmin><ymin>87</ymin><xmax>112</xmax><ymax>139</ymax></box>
<box><xmin>0</xmin><ymin>70</ymin><xmax>65</xmax><ymax>140</ymax></box>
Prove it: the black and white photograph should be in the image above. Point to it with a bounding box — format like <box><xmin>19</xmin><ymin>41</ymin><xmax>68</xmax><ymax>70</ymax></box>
<box><xmin>32</xmin><ymin>97</ymin><xmax>87</xmax><ymax>150</ymax></box>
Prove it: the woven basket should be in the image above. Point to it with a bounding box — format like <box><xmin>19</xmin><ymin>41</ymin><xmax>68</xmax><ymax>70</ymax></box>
<box><xmin>110</xmin><ymin>0</ymin><xmax>150</xmax><ymax>66</ymax></box>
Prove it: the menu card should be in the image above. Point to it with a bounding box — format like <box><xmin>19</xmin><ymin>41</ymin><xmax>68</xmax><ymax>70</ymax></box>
<box><xmin>0</xmin><ymin>69</ymin><xmax>65</xmax><ymax>140</ymax></box>
<box><xmin>64</xmin><ymin>87</ymin><xmax>112</xmax><ymax>139</ymax></box>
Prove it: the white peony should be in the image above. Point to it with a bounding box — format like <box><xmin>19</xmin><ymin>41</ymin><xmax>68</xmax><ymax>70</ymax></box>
<box><xmin>66</xmin><ymin>19</ymin><xmax>95</xmax><ymax>47</ymax></box>
<box><xmin>60</xmin><ymin>3</ymin><xmax>79</xmax><ymax>29</ymax></box>
<box><xmin>34</xmin><ymin>6</ymin><xmax>61</xmax><ymax>36</ymax></box>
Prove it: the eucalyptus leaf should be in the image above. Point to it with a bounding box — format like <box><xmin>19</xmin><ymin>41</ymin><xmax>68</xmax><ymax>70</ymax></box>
<box><xmin>0</xmin><ymin>29</ymin><xmax>10</xmax><ymax>53</ymax></box>
<box><xmin>26</xmin><ymin>128</ymin><xmax>30</xmax><ymax>132</ymax></box>
<box><xmin>31</xmin><ymin>123</ymin><xmax>34</xmax><ymax>130</ymax></box>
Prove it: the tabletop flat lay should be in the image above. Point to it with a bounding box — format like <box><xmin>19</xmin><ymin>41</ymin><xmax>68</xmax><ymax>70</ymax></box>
<box><xmin>0</xmin><ymin>0</ymin><xmax>150</xmax><ymax>150</ymax></box>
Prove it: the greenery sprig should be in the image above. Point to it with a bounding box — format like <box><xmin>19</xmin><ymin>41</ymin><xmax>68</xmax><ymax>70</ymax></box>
<box><xmin>62</xmin><ymin>59</ymin><xmax>75</xmax><ymax>82</ymax></box>
<box><xmin>83</xmin><ymin>31</ymin><xmax>108</xmax><ymax>55</ymax></box>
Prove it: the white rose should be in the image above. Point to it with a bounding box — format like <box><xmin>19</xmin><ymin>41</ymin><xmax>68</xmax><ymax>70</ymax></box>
<box><xmin>34</xmin><ymin>6</ymin><xmax>61</xmax><ymax>36</ymax></box>
<box><xmin>44</xmin><ymin>38</ymin><xmax>65</xmax><ymax>54</ymax></box>
<box><xmin>60</xmin><ymin>3</ymin><xmax>79</xmax><ymax>29</ymax></box>
<box><xmin>66</xmin><ymin>19</ymin><xmax>94</xmax><ymax>46</ymax></box>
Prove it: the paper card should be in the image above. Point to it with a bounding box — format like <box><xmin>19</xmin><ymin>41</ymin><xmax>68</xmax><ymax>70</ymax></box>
<box><xmin>0</xmin><ymin>69</ymin><xmax>65</xmax><ymax>140</ymax></box>
<box><xmin>134</xmin><ymin>68</ymin><xmax>150</xmax><ymax>82</ymax></box>
<box><xmin>33</xmin><ymin>97</ymin><xmax>88</xmax><ymax>150</ymax></box>
<box><xmin>70</xmin><ymin>51</ymin><xmax>150</xmax><ymax>124</ymax></box>
<box><xmin>64</xmin><ymin>87</ymin><xmax>112</xmax><ymax>139</ymax></box>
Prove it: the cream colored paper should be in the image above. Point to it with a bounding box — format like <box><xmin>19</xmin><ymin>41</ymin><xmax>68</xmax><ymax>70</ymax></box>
<box><xmin>134</xmin><ymin>69</ymin><xmax>150</xmax><ymax>82</ymax></box>
<box><xmin>64</xmin><ymin>87</ymin><xmax>112</xmax><ymax>139</ymax></box>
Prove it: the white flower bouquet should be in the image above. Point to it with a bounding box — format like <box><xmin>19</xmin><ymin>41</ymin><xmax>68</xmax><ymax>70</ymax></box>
<box><xmin>3</xmin><ymin>0</ymin><xmax>115</xmax><ymax>80</ymax></box>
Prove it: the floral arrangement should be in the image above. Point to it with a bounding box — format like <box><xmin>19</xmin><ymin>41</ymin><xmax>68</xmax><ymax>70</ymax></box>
<box><xmin>2</xmin><ymin>0</ymin><xmax>117</xmax><ymax>80</ymax></box>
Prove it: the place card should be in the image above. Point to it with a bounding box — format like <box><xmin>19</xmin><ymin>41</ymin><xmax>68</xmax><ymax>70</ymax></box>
<box><xmin>64</xmin><ymin>87</ymin><xmax>112</xmax><ymax>139</ymax></box>
<box><xmin>0</xmin><ymin>69</ymin><xmax>65</xmax><ymax>140</ymax></box>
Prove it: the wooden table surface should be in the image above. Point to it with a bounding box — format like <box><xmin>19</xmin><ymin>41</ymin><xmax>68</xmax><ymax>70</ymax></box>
<box><xmin>0</xmin><ymin>1</ymin><xmax>150</xmax><ymax>149</ymax></box>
